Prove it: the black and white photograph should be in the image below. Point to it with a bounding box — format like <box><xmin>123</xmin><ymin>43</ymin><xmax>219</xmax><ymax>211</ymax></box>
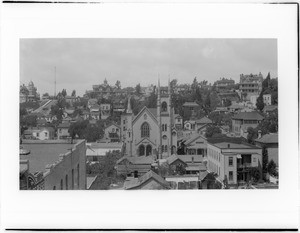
<box><xmin>19</xmin><ymin>38</ymin><xmax>279</xmax><ymax>191</ymax></box>
<box><xmin>0</xmin><ymin>2</ymin><xmax>298</xmax><ymax>230</ymax></box>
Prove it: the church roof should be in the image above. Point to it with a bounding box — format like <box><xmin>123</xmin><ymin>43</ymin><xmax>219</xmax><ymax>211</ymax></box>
<box><xmin>166</xmin><ymin>154</ymin><xmax>187</xmax><ymax>166</ymax></box>
<box><xmin>132</xmin><ymin>106</ymin><xmax>158</xmax><ymax>124</ymax></box>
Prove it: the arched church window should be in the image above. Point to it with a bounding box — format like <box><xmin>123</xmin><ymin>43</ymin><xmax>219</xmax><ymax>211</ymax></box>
<box><xmin>146</xmin><ymin>145</ymin><xmax>152</xmax><ymax>156</ymax></box>
<box><xmin>161</xmin><ymin>102</ymin><xmax>168</xmax><ymax>112</ymax></box>
<box><xmin>141</xmin><ymin>122</ymin><xmax>150</xmax><ymax>138</ymax></box>
<box><xmin>139</xmin><ymin>145</ymin><xmax>145</xmax><ymax>156</ymax></box>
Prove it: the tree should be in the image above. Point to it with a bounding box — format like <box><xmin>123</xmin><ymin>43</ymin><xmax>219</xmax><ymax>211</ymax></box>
<box><xmin>135</xmin><ymin>83</ymin><xmax>141</xmax><ymax>95</ymax></box>
<box><xmin>249</xmin><ymin>167</ymin><xmax>261</xmax><ymax>183</ymax></box>
<box><xmin>256</xmin><ymin>93</ymin><xmax>264</xmax><ymax>111</ymax></box>
<box><xmin>115</xmin><ymin>80</ymin><xmax>121</xmax><ymax>89</ymax></box>
<box><xmin>20</xmin><ymin>114</ymin><xmax>37</xmax><ymax>127</ymax></box>
<box><xmin>145</xmin><ymin>89</ymin><xmax>157</xmax><ymax>108</ymax></box>
<box><xmin>191</xmin><ymin>77</ymin><xmax>198</xmax><ymax>92</ymax></box>
<box><xmin>257</xmin><ymin>110</ymin><xmax>278</xmax><ymax>135</ymax></box>
<box><xmin>61</xmin><ymin>89</ymin><xmax>67</xmax><ymax>97</ymax></box>
<box><xmin>247</xmin><ymin>127</ymin><xmax>258</xmax><ymax>144</ymax></box>
<box><xmin>71</xmin><ymin>90</ymin><xmax>76</xmax><ymax>97</ymax></box>
<box><xmin>262</xmin><ymin>145</ymin><xmax>269</xmax><ymax>178</ymax></box>
<box><xmin>267</xmin><ymin>159</ymin><xmax>278</xmax><ymax>177</ymax></box>
<box><xmin>205</xmin><ymin>125</ymin><xmax>222</xmax><ymax>138</ymax></box>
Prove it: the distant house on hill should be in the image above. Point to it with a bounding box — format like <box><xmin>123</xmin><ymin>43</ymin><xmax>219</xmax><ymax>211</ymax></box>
<box><xmin>104</xmin><ymin>123</ymin><xmax>121</xmax><ymax>142</ymax></box>
<box><xmin>57</xmin><ymin>122</ymin><xmax>71</xmax><ymax>139</ymax></box>
<box><xmin>23</xmin><ymin>127</ymin><xmax>55</xmax><ymax>140</ymax></box>
<box><xmin>182</xmin><ymin>102</ymin><xmax>199</xmax><ymax>120</ymax></box>
<box><xmin>232</xmin><ymin>111</ymin><xmax>264</xmax><ymax>137</ymax></box>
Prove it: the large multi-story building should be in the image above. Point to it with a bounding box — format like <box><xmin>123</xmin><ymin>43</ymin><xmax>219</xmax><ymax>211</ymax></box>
<box><xmin>239</xmin><ymin>73</ymin><xmax>263</xmax><ymax>100</ymax></box>
<box><xmin>20</xmin><ymin>140</ymin><xmax>86</xmax><ymax>190</ymax></box>
<box><xmin>214</xmin><ymin>77</ymin><xmax>235</xmax><ymax>92</ymax></box>
<box><xmin>207</xmin><ymin>138</ymin><xmax>262</xmax><ymax>185</ymax></box>
<box><xmin>121</xmin><ymin>80</ymin><xmax>178</xmax><ymax>159</ymax></box>
<box><xmin>19</xmin><ymin>81</ymin><xmax>40</xmax><ymax>103</ymax></box>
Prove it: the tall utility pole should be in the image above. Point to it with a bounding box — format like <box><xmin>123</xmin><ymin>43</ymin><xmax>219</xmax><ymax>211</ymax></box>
<box><xmin>54</xmin><ymin>66</ymin><xmax>56</xmax><ymax>99</ymax></box>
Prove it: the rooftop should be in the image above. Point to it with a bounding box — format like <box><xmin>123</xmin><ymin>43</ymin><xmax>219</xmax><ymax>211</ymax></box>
<box><xmin>255</xmin><ymin>133</ymin><xmax>278</xmax><ymax>144</ymax></box>
<box><xmin>20</xmin><ymin>143</ymin><xmax>75</xmax><ymax>174</ymax></box>
<box><xmin>232</xmin><ymin>111</ymin><xmax>264</xmax><ymax>121</ymax></box>
<box><xmin>195</xmin><ymin>116</ymin><xmax>212</xmax><ymax>124</ymax></box>
<box><xmin>124</xmin><ymin>170</ymin><xmax>170</xmax><ymax>190</ymax></box>
<box><xmin>183</xmin><ymin>102</ymin><xmax>199</xmax><ymax>107</ymax></box>
<box><xmin>213</xmin><ymin>142</ymin><xmax>260</xmax><ymax>149</ymax></box>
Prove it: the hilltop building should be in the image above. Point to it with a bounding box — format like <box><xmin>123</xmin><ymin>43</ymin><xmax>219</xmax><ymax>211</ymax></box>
<box><xmin>239</xmin><ymin>73</ymin><xmax>263</xmax><ymax>100</ymax></box>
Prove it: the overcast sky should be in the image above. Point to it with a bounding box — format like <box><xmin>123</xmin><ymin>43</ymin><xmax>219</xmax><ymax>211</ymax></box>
<box><xmin>20</xmin><ymin>39</ymin><xmax>277</xmax><ymax>96</ymax></box>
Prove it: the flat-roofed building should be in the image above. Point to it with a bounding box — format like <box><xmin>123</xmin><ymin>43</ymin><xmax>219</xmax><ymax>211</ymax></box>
<box><xmin>86</xmin><ymin>142</ymin><xmax>124</xmax><ymax>162</ymax></box>
<box><xmin>207</xmin><ymin>138</ymin><xmax>262</xmax><ymax>186</ymax></box>
<box><xmin>19</xmin><ymin>140</ymin><xmax>86</xmax><ymax>190</ymax></box>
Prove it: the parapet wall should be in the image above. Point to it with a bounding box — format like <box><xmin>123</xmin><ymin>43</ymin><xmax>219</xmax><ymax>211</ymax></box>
<box><xmin>43</xmin><ymin>140</ymin><xmax>86</xmax><ymax>190</ymax></box>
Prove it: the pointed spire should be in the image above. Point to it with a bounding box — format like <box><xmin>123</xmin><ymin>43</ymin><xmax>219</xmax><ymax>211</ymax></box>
<box><xmin>126</xmin><ymin>95</ymin><xmax>132</xmax><ymax>114</ymax></box>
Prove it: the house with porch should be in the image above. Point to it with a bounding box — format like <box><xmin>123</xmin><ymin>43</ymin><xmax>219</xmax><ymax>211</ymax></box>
<box><xmin>207</xmin><ymin>137</ymin><xmax>262</xmax><ymax>186</ymax></box>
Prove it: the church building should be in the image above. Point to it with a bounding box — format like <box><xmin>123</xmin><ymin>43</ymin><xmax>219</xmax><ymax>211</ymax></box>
<box><xmin>121</xmin><ymin>80</ymin><xmax>178</xmax><ymax>159</ymax></box>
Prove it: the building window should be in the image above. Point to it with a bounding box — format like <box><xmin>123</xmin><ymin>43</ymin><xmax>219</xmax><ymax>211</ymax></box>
<box><xmin>72</xmin><ymin>169</ymin><xmax>74</xmax><ymax>190</ymax></box>
<box><xmin>161</xmin><ymin>102</ymin><xmax>168</xmax><ymax>112</ymax></box>
<box><xmin>45</xmin><ymin>132</ymin><xmax>48</xmax><ymax>137</ymax></box>
<box><xmin>53</xmin><ymin>186</ymin><xmax>56</xmax><ymax>190</ymax></box>
<box><xmin>141</xmin><ymin>122</ymin><xmax>150</xmax><ymax>138</ymax></box>
<box><xmin>60</xmin><ymin>179</ymin><xmax>63</xmax><ymax>190</ymax></box>
<box><xmin>123</xmin><ymin>126</ymin><xmax>126</xmax><ymax>131</ymax></box>
<box><xmin>36</xmin><ymin>132</ymin><xmax>39</xmax><ymax>137</ymax></box>
<box><xmin>229</xmin><ymin>157</ymin><xmax>233</xmax><ymax>166</ymax></box>
<box><xmin>65</xmin><ymin>174</ymin><xmax>68</xmax><ymax>190</ymax></box>
<box><xmin>123</xmin><ymin>119</ymin><xmax>126</xmax><ymax>124</ymax></box>
<box><xmin>139</xmin><ymin>145</ymin><xmax>145</xmax><ymax>156</ymax></box>
<box><xmin>229</xmin><ymin>171</ymin><xmax>233</xmax><ymax>181</ymax></box>
<box><xmin>146</xmin><ymin>145</ymin><xmax>152</xmax><ymax>156</ymax></box>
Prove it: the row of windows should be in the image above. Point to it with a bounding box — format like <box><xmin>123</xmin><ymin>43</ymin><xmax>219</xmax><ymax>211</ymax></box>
<box><xmin>53</xmin><ymin>164</ymin><xmax>80</xmax><ymax>190</ymax></box>
<box><xmin>162</xmin><ymin>124</ymin><xmax>168</xmax><ymax>132</ymax></box>
<box><xmin>162</xmin><ymin>145</ymin><xmax>168</xmax><ymax>153</ymax></box>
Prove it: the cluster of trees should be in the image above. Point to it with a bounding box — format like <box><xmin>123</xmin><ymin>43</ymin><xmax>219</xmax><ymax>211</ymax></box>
<box><xmin>151</xmin><ymin>162</ymin><xmax>186</xmax><ymax>178</ymax></box>
<box><xmin>246</xmin><ymin>109</ymin><xmax>278</xmax><ymax>144</ymax></box>
<box><xmin>86</xmin><ymin>150</ymin><xmax>125</xmax><ymax>190</ymax></box>
<box><xmin>256</xmin><ymin>73</ymin><xmax>278</xmax><ymax>111</ymax></box>
<box><xmin>69</xmin><ymin>120</ymin><xmax>104</xmax><ymax>142</ymax></box>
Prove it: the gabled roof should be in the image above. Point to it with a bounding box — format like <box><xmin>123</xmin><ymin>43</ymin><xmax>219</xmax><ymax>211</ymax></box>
<box><xmin>117</xmin><ymin>156</ymin><xmax>155</xmax><ymax>165</ymax></box>
<box><xmin>125</xmin><ymin>170</ymin><xmax>170</xmax><ymax>190</ymax></box>
<box><xmin>195</xmin><ymin>116</ymin><xmax>212</xmax><ymax>124</ymax></box>
<box><xmin>166</xmin><ymin>154</ymin><xmax>187</xmax><ymax>166</ymax></box>
<box><xmin>185</xmin><ymin>133</ymin><xmax>206</xmax><ymax>146</ymax></box>
<box><xmin>255</xmin><ymin>133</ymin><xmax>278</xmax><ymax>144</ymax></box>
<box><xmin>105</xmin><ymin>122</ymin><xmax>120</xmax><ymax>130</ymax></box>
<box><xmin>132</xmin><ymin>106</ymin><xmax>158</xmax><ymax>124</ymax></box>
<box><xmin>232</xmin><ymin>111</ymin><xmax>264</xmax><ymax>121</ymax></box>
<box><xmin>263</xmin><ymin>105</ymin><xmax>278</xmax><ymax>112</ymax></box>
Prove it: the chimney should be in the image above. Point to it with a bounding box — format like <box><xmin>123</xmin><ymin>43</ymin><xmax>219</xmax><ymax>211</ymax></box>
<box><xmin>258</xmin><ymin>130</ymin><xmax>262</xmax><ymax>139</ymax></box>
<box><xmin>227</xmin><ymin>143</ymin><xmax>230</xmax><ymax>148</ymax></box>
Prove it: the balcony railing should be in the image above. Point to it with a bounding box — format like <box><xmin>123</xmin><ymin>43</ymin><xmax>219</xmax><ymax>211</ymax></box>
<box><xmin>237</xmin><ymin>163</ymin><xmax>252</xmax><ymax>169</ymax></box>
